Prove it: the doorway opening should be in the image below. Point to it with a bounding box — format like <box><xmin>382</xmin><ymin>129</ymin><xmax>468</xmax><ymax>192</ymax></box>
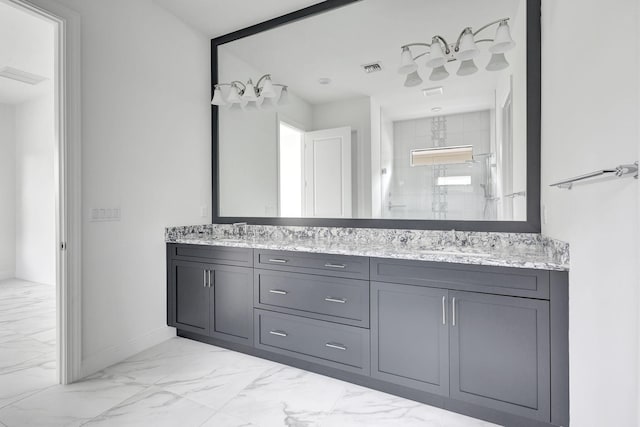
<box><xmin>0</xmin><ymin>0</ymin><xmax>58</xmax><ymax>389</ymax></box>
<box><xmin>0</xmin><ymin>0</ymin><xmax>81</xmax><ymax>386</ymax></box>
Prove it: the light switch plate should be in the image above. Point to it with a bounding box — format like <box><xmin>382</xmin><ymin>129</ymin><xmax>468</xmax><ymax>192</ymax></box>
<box><xmin>90</xmin><ymin>207</ymin><xmax>121</xmax><ymax>222</ymax></box>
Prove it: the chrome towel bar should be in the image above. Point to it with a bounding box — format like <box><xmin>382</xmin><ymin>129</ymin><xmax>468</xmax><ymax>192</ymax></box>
<box><xmin>550</xmin><ymin>162</ymin><xmax>638</xmax><ymax>190</ymax></box>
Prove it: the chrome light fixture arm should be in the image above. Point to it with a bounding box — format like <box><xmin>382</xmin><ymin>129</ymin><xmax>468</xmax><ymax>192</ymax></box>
<box><xmin>214</xmin><ymin>80</ymin><xmax>246</xmax><ymax>94</ymax></box>
<box><xmin>473</xmin><ymin>18</ymin><xmax>510</xmax><ymax>37</ymax></box>
<box><xmin>255</xmin><ymin>74</ymin><xmax>271</xmax><ymax>89</ymax></box>
<box><xmin>454</xmin><ymin>27</ymin><xmax>473</xmax><ymax>52</ymax></box>
<box><xmin>401</xmin><ymin>37</ymin><xmax>452</xmax><ymax>55</ymax></box>
<box><xmin>453</xmin><ymin>18</ymin><xmax>509</xmax><ymax>52</ymax></box>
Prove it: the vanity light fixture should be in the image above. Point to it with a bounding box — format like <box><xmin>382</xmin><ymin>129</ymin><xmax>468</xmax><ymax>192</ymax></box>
<box><xmin>398</xmin><ymin>18</ymin><xmax>515</xmax><ymax>83</ymax></box>
<box><xmin>211</xmin><ymin>74</ymin><xmax>288</xmax><ymax>110</ymax></box>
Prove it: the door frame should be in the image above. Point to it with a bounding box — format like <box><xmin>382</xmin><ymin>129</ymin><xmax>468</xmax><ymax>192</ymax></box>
<box><xmin>5</xmin><ymin>0</ymin><xmax>83</xmax><ymax>384</ymax></box>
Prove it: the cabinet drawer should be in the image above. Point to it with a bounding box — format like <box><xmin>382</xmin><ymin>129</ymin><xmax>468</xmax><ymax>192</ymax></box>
<box><xmin>371</xmin><ymin>258</ymin><xmax>549</xmax><ymax>299</ymax></box>
<box><xmin>170</xmin><ymin>244</ymin><xmax>253</xmax><ymax>267</ymax></box>
<box><xmin>255</xmin><ymin>250</ymin><xmax>368</xmax><ymax>280</ymax></box>
<box><xmin>255</xmin><ymin>309</ymin><xmax>370</xmax><ymax>375</ymax></box>
<box><xmin>254</xmin><ymin>270</ymin><xmax>369</xmax><ymax>328</ymax></box>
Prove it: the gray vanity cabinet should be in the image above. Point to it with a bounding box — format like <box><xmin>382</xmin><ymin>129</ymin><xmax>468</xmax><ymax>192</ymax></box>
<box><xmin>449</xmin><ymin>290</ymin><xmax>550</xmax><ymax>422</ymax></box>
<box><xmin>370</xmin><ymin>258</ymin><xmax>557</xmax><ymax>424</ymax></box>
<box><xmin>371</xmin><ymin>282</ymin><xmax>449</xmax><ymax>396</ymax></box>
<box><xmin>167</xmin><ymin>246</ymin><xmax>254</xmax><ymax>345</ymax></box>
<box><xmin>209</xmin><ymin>264</ymin><xmax>254</xmax><ymax>345</ymax></box>
<box><xmin>168</xmin><ymin>245</ymin><xmax>568</xmax><ymax>427</ymax></box>
<box><xmin>170</xmin><ymin>260</ymin><xmax>212</xmax><ymax>335</ymax></box>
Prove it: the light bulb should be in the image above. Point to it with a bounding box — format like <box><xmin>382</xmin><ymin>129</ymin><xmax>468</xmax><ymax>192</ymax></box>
<box><xmin>457</xmin><ymin>59</ymin><xmax>478</xmax><ymax>76</ymax></box>
<box><xmin>210</xmin><ymin>86</ymin><xmax>226</xmax><ymax>106</ymax></box>
<box><xmin>490</xmin><ymin>21</ymin><xmax>516</xmax><ymax>53</ymax></box>
<box><xmin>404</xmin><ymin>70</ymin><xmax>423</xmax><ymax>87</ymax></box>
<box><xmin>398</xmin><ymin>47</ymin><xmax>418</xmax><ymax>74</ymax></box>
<box><xmin>429</xmin><ymin>65</ymin><xmax>449</xmax><ymax>81</ymax></box>
<box><xmin>486</xmin><ymin>53</ymin><xmax>510</xmax><ymax>71</ymax></box>
<box><xmin>457</xmin><ymin>29</ymin><xmax>478</xmax><ymax>60</ymax></box>
<box><xmin>426</xmin><ymin>38</ymin><xmax>447</xmax><ymax>68</ymax></box>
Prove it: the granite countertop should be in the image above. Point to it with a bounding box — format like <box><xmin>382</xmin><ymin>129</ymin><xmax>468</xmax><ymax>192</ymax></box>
<box><xmin>166</xmin><ymin>225</ymin><xmax>569</xmax><ymax>271</ymax></box>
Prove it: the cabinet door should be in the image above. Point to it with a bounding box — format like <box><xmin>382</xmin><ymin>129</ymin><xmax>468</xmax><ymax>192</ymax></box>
<box><xmin>450</xmin><ymin>291</ymin><xmax>550</xmax><ymax>422</ymax></box>
<box><xmin>170</xmin><ymin>260</ymin><xmax>211</xmax><ymax>335</ymax></box>
<box><xmin>371</xmin><ymin>282</ymin><xmax>449</xmax><ymax>396</ymax></box>
<box><xmin>210</xmin><ymin>264</ymin><xmax>253</xmax><ymax>345</ymax></box>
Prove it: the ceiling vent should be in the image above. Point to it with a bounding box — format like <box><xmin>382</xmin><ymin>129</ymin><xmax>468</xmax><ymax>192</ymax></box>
<box><xmin>361</xmin><ymin>62</ymin><xmax>383</xmax><ymax>74</ymax></box>
<box><xmin>0</xmin><ymin>66</ymin><xmax>47</xmax><ymax>85</ymax></box>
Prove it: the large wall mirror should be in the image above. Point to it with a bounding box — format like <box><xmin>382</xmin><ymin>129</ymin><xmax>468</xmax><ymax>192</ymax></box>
<box><xmin>212</xmin><ymin>0</ymin><xmax>541</xmax><ymax>232</ymax></box>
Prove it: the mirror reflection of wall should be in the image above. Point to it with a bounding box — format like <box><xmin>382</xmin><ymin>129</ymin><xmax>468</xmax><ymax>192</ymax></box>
<box><xmin>216</xmin><ymin>0</ymin><xmax>528</xmax><ymax>222</ymax></box>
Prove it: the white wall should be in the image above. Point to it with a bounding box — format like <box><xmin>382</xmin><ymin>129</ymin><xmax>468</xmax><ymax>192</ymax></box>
<box><xmin>14</xmin><ymin>85</ymin><xmax>56</xmax><ymax>285</ymax></box>
<box><xmin>0</xmin><ymin>104</ymin><xmax>16</xmax><ymax>280</ymax></box>
<box><xmin>48</xmin><ymin>0</ymin><xmax>212</xmax><ymax>376</ymax></box>
<box><xmin>541</xmin><ymin>0</ymin><xmax>639</xmax><ymax>425</ymax></box>
<box><xmin>312</xmin><ymin>97</ymin><xmax>372</xmax><ymax>218</ymax></box>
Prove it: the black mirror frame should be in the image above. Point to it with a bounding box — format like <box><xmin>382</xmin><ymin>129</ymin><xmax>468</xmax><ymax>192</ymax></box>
<box><xmin>211</xmin><ymin>0</ymin><xmax>541</xmax><ymax>233</ymax></box>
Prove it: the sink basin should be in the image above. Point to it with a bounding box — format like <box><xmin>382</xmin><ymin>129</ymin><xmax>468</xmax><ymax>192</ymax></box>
<box><xmin>416</xmin><ymin>249</ymin><xmax>492</xmax><ymax>258</ymax></box>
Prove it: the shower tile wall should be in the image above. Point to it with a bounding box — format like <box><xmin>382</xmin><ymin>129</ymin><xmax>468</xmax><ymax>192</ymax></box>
<box><xmin>385</xmin><ymin>110</ymin><xmax>492</xmax><ymax>220</ymax></box>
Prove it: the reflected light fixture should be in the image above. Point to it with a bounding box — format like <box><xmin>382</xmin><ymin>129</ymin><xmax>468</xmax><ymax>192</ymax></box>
<box><xmin>404</xmin><ymin>70</ymin><xmax>423</xmax><ymax>87</ymax></box>
<box><xmin>398</xmin><ymin>18</ymin><xmax>516</xmax><ymax>83</ymax></box>
<box><xmin>398</xmin><ymin>46</ymin><xmax>418</xmax><ymax>74</ymax></box>
<box><xmin>429</xmin><ymin>65</ymin><xmax>449</xmax><ymax>81</ymax></box>
<box><xmin>279</xmin><ymin>86</ymin><xmax>290</xmax><ymax>105</ymax></box>
<box><xmin>486</xmin><ymin>52</ymin><xmax>510</xmax><ymax>71</ymax></box>
<box><xmin>211</xmin><ymin>74</ymin><xmax>287</xmax><ymax>110</ymax></box>
<box><xmin>426</xmin><ymin>37</ymin><xmax>446</xmax><ymax>68</ymax></box>
<box><xmin>457</xmin><ymin>59</ymin><xmax>479</xmax><ymax>76</ymax></box>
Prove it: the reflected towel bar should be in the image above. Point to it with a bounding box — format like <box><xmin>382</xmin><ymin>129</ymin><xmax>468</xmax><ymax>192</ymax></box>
<box><xmin>550</xmin><ymin>162</ymin><xmax>638</xmax><ymax>189</ymax></box>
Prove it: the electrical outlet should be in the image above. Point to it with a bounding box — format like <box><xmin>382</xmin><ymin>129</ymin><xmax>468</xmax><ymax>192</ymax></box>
<box><xmin>542</xmin><ymin>205</ymin><xmax>548</xmax><ymax>225</ymax></box>
<box><xmin>200</xmin><ymin>206</ymin><xmax>208</xmax><ymax>218</ymax></box>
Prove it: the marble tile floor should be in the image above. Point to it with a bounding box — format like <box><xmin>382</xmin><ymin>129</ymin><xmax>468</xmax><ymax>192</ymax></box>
<box><xmin>0</xmin><ymin>279</ymin><xmax>500</xmax><ymax>427</ymax></box>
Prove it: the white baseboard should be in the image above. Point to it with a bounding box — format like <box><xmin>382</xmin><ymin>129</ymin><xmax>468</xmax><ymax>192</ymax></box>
<box><xmin>80</xmin><ymin>326</ymin><xmax>177</xmax><ymax>379</ymax></box>
<box><xmin>0</xmin><ymin>271</ymin><xmax>15</xmax><ymax>281</ymax></box>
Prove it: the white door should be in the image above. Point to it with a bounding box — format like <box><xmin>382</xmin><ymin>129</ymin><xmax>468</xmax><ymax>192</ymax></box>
<box><xmin>303</xmin><ymin>127</ymin><xmax>352</xmax><ymax>218</ymax></box>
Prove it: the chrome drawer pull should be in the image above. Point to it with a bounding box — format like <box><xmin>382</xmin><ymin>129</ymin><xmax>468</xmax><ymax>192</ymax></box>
<box><xmin>325</xmin><ymin>342</ymin><xmax>347</xmax><ymax>351</ymax></box>
<box><xmin>269</xmin><ymin>330</ymin><xmax>288</xmax><ymax>337</ymax></box>
<box><xmin>324</xmin><ymin>263</ymin><xmax>346</xmax><ymax>269</ymax></box>
<box><xmin>268</xmin><ymin>258</ymin><xmax>288</xmax><ymax>263</ymax></box>
<box><xmin>269</xmin><ymin>289</ymin><xmax>288</xmax><ymax>295</ymax></box>
<box><xmin>324</xmin><ymin>297</ymin><xmax>346</xmax><ymax>304</ymax></box>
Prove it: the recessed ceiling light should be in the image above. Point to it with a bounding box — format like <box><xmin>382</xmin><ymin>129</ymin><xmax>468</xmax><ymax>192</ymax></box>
<box><xmin>432</xmin><ymin>107</ymin><xmax>442</xmax><ymax>112</ymax></box>
<box><xmin>318</xmin><ymin>77</ymin><xmax>331</xmax><ymax>85</ymax></box>
<box><xmin>422</xmin><ymin>86</ymin><xmax>444</xmax><ymax>96</ymax></box>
